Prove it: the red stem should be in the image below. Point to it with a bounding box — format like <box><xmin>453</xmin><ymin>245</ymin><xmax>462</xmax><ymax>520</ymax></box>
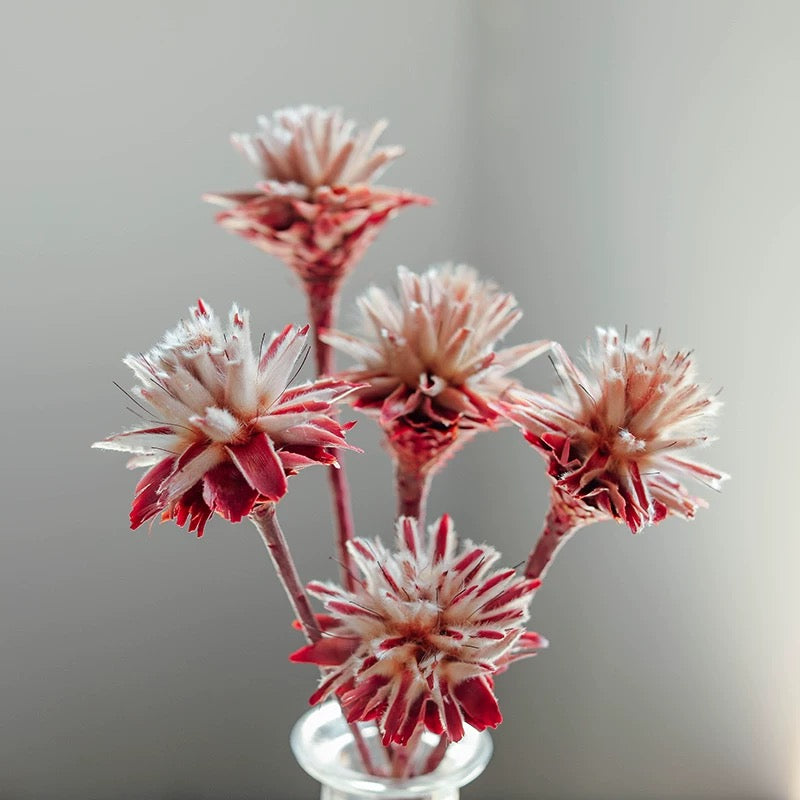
<box><xmin>305</xmin><ymin>282</ymin><xmax>358</xmax><ymax>592</ymax></box>
<box><xmin>524</xmin><ymin>490</ymin><xmax>590</xmax><ymax>579</ymax></box>
<box><xmin>392</xmin><ymin>726</ymin><xmax>424</xmax><ymax>778</ymax></box>
<box><xmin>395</xmin><ymin>464</ymin><xmax>432</xmax><ymax>526</ymax></box>
<box><xmin>327</xmin><ymin>467</ymin><xmax>358</xmax><ymax>592</ymax></box>
<box><xmin>422</xmin><ymin>733</ymin><xmax>449</xmax><ymax>775</ymax></box>
<box><xmin>347</xmin><ymin>721</ymin><xmax>380</xmax><ymax>778</ymax></box>
<box><xmin>251</xmin><ymin>503</ymin><xmax>321</xmax><ymax>642</ymax></box>
<box><xmin>305</xmin><ymin>280</ymin><xmax>340</xmax><ymax>378</ymax></box>
<box><xmin>304</xmin><ymin>283</ymin><xmax>383</xmax><ymax>772</ymax></box>
<box><xmin>249</xmin><ymin>504</ymin><xmax>378</xmax><ymax>775</ymax></box>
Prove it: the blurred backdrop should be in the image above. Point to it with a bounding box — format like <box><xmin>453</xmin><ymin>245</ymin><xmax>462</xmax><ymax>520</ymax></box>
<box><xmin>1</xmin><ymin>2</ymin><xmax>798</xmax><ymax>798</ymax></box>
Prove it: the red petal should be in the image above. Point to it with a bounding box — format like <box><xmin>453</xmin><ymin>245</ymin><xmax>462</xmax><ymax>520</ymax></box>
<box><xmin>130</xmin><ymin>457</ymin><xmax>175</xmax><ymax>529</ymax></box>
<box><xmin>481</xmin><ymin>582</ymin><xmax>537</xmax><ymax>612</ymax></box>
<box><xmin>432</xmin><ymin>515</ymin><xmax>452</xmax><ymax>564</ymax></box>
<box><xmin>475</xmin><ymin>569</ymin><xmax>517</xmax><ymax>598</ymax></box>
<box><xmin>308</xmin><ymin>670</ymin><xmax>344</xmax><ymax>706</ymax></box>
<box><xmin>289</xmin><ymin>637</ymin><xmax>357</xmax><ymax>667</ymax></box>
<box><xmin>453</xmin><ymin>677</ymin><xmax>502</xmax><ymax>730</ymax></box>
<box><xmin>396</xmin><ymin>692</ymin><xmax>426</xmax><ymax>746</ymax></box>
<box><xmin>382</xmin><ymin>672</ymin><xmax>413</xmax><ymax>745</ymax></box>
<box><xmin>424</xmin><ymin>700</ymin><xmax>445</xmax><ymax>735</ymax></box>
<box><xmin>278</xmin><ymin>445</ymin><xmax>337</xmax><ymax>472</ymax></box>
<box><xmin>401</xmin><ymin>517</ymin><xmax>417</xmax><ymax>556</ymax></box>
<box><xmin>442</xmin><ymin>692</ymin><xmax>465</xmax><ymax>742</ymax></box>
<box><xmin>170</xmin><ymin>481</ymin><xmax>213</xmax><ymax>537</ymax></box>
<box><xmin>340</xmin><ymin>676</ymin><xmax>389</xmax><ymax>721</ymax></box>
<box><xmin>227</xmin><ymin>433</ymin><xmax>288</xmax><ymax>501</ymax></box>
<box><xmin>202</xmin><ymin>461</ymin><xmax>258</xmax><ymax>523</ymax></box>
<box><xmin>380</xmin><ymin>385</ymin><xmax>420</xmax><ymax>423</ymax></box>
<box><xmin>452</xmin><ymin>548</ymin><xmax>483</xmax><ymax>576</ymax></box>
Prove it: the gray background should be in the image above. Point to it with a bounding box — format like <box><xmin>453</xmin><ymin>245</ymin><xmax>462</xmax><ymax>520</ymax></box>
<box><xmin>2</xmin><ymin>1</ymin><xmax>798</xmax><ymax>798</ymax></box>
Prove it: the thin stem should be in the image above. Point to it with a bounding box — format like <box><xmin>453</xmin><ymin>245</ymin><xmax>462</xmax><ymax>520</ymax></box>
<box><xmin>524</xmin><ymin>489</ymin><xmax>591</xmax><ymax>580</ymax></box>
<box><xmin>395</xmin><ymin>726</ymin><xmax>425</xmax><ymax>778</ymax></box>
<box><xmin>305</xmin><ymin>282</ymin><xmax>358</xmax><ymax>592</ymax></box>
<box><xmin>251</xmin><ymin>503</ymin><xmax>321</xmax><ymax>642</ymax></box>
<box><xmin>328</xmin><ymin>465</ymin><xmax>358</xmax><ymax>592</ymax></box>
<box><xmin>395</xmin><ymin>463</ymin><xmax>432</xmax><ymax>525</ymax></box>
<box><xmin>249</xmin><ymin>503</ymin><xmax>378</xmax><ymax>775</ymax></box>
<box><xmin>421</xmin><ymin>733</ymin><xmax>449</xmax><ymax>776</ymax></box>
<box><xmin>305</xmin><ymin>280</ymin><xmax>340</xmax><ymax>377</ymax></box>
<box><xmin>348</xmin><ymin>721</ymin><xmax>381</xmax><ymax>778</ymax></box>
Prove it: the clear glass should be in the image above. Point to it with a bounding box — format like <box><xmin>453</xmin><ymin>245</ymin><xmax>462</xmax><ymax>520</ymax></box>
<box><xmin>291</xmin><ymin>702</ymin><xmax>493</xmax><ymax>800</ymax></box>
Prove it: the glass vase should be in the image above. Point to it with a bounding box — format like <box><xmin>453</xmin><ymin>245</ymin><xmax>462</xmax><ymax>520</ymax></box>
<box><xmin>291</xmin><ymin>702</ymin><xmax>493</xmax><ymax>800</ymax></box>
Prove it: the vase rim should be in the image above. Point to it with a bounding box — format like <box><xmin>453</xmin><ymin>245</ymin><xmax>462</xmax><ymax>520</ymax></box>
<box><xmin>290</xmin><ymin>701</ymin><xmax>493</xmax><ymax>798</ymax></box>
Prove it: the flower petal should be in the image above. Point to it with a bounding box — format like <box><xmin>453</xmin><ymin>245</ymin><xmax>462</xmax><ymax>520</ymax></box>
<box><xmin>202</xmin><ymin>461</ymin><xmax>259</xmax><ymax>523</ymax></box>
<box><xmin>453</xmin><ymin>677</ymin><xmax>502</xmax><ymax>730</ymax></box>
<box><xmin>226</xmin><ymin>433</ymin><xmax>288</xmax><ymax>501</ymax></box>
<box><xmin>130</xmin><ymin>456</ymin><xmax>175</xmax><ymax>529</ymax></box>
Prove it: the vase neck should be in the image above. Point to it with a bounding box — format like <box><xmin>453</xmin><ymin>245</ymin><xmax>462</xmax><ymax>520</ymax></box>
<box><xmin>293</xmin><ymin>703</ymin><xmax>490</xmax><ymax>800</ymax></box>
<box><xmin>321</xmin><ymin>787</ymin><xmax>459</xmax><ymax>800</ymax></box>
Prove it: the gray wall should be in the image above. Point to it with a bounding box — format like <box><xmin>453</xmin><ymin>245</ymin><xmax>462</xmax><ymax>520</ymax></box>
<box><xmin>1</xmin><ymin>2</ymin><xmax>798</xmax><ymax>798</ymax></box>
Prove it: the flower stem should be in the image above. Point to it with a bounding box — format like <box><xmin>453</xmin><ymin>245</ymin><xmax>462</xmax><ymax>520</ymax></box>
<box><xmin>393</xmin><ymin>726</ymin><xmax>425</xmax><ymax>778</ymax></box>
<box><xmin>250</xmin><ymin>502</ymin><xmax>321</xmax><ymax>642</ymax></box>
<box><xmin>395</xmin><ymin>464</ymin><xmax>432</xmax><ymax>525</ymax></box>
<box><xmin>305</xmin><ymin>281</ymin><xmax>358</xmax><ymax>592</ymax></box>
<box><xmin>327</xmin><ymin>466</ymin><xmax>358</xmax><ymax>592</ymax></box>
<box><xmin>422</xmin><ymin>733</ymin><xmax>449</xmax><ymax>775</ymax></box>
<box><xmin>249</xmin><ymin>502</ymin><xmax>379</xmax><ymax>776</ymax></box>
<box><xmin>524</xmin><ymin>489</ymin><xmax>590</xmax><ymax>579</ymax></box>
<box><xmin>305</xmin><ymin>280</ymin><xmax>340</xmax><ymax>378</ymax></box>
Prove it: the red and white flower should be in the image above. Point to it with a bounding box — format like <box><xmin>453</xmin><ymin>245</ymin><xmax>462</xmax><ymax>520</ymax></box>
<box><xmin>322</xmin><ymin>264</ymin><xmax>549</xmax><ymax>475</ymax></box>
<box><xmin>504</xmin><ymin>328</ymin><xmax>728</xmax><ymax>534</ymax></box>
<box><xmin>291</xmin><ymin>515</ymin><xmax>544</xmax><ymax>745</ymax></box>
<box><xmin>204</xmin><ymin>106</ymin><xmax>429</xmax><ymax>289</ymax></box>
<box><xmin>93</xmin><ymin>300</ymin><xmax>359</xmax><ymax>535</ymax></box>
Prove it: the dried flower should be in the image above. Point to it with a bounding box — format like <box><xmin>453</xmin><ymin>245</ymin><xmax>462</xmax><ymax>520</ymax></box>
<box><xmin>322</xmin><ymin>264</ymin><xmax>549</xmax><ymax>476</ymax></box>
<box><xmin>504</xmin><ymin>328</ymin><xmax>728</xmax><ymax>534</ymax></box>
<box><xmin>204</xmin><ymin>106</ymin><xmax>429</xmax><ymax>290</ymax></box>
<box><xmin>291</xmin><ymin>515</ymin><xmax>544</xmax><ymax>745</ymax></box>
<box><xmin>93</xmin><ymin>300</ymin><xmax>358</xmax><ymax>535</ymax></box>
<box><xmin>229</xmin><ymin>105</ymin><xmax>404</xmax><ymax>191</ymax></box>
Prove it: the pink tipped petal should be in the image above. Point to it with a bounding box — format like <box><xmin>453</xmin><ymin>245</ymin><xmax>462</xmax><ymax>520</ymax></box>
<box><xmin>259</xmin><ymin>325</ymin><xmax>309</xmax><ymax>392</ymax></box>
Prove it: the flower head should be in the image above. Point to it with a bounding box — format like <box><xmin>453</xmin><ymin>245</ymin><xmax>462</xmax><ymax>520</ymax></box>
<box><xmin>322</xmin><ymin>264</ymin><xmax>549</xmax><ymax>474</ymax></box>
<box><xmin>291</xmin><ymin>515</ymin><xmax>544</xmax><ymax>745</ymax></box>
<box><xmin>204</xmin><ymin>106</ymin><xmax>429</xmax><ymax>288</ymax></box>
<box><xmin>94</xmin><ymin>300</ymin><xmax>359</xmax><ymax>535</ymax></box>
<box><xmin>228</xmin><ymin>105</ymin><xmax>404</xmax><ymax>192</ymax></box>
<box><xmin>504</xmin><ymin>328</ymin><xmax>728</xmax><ymax>533</ymax></box>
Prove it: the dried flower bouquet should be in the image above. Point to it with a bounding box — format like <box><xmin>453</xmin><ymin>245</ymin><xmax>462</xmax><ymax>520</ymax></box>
<box><xmin>94</xmin><ymin>106</ymin><xmax>727</xmax><ymax>780</ymax></box>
